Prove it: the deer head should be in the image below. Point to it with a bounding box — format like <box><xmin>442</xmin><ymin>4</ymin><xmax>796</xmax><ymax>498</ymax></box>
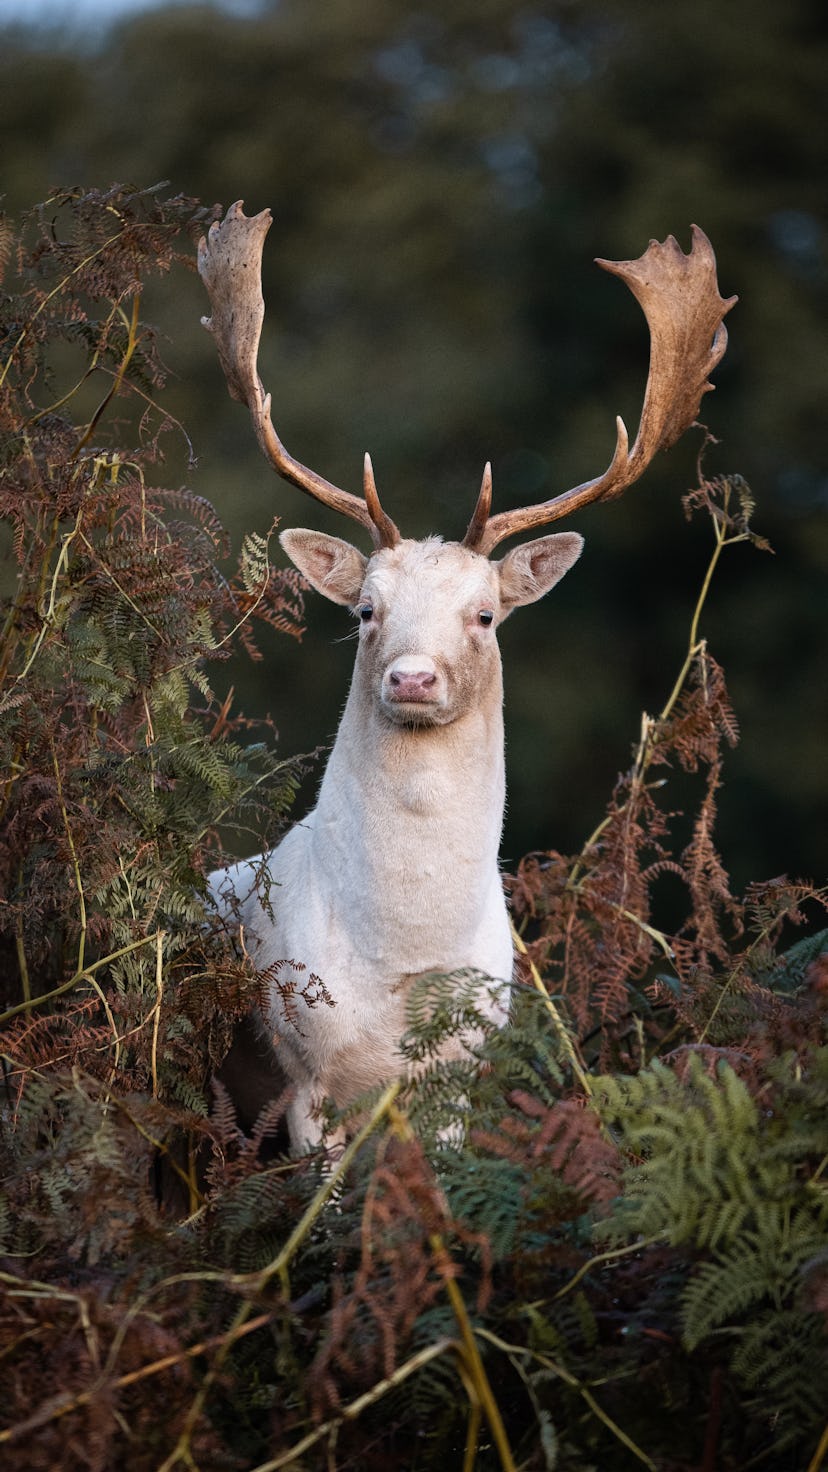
<box><xmin>198</xmin><ymin>203</ymin><xmax>735</xmax><ymax>726</ymax></box>
<box><xmin>276</xmin><ymin>530</ymin><xmax>584</xmax><ymax>731</ymax></box>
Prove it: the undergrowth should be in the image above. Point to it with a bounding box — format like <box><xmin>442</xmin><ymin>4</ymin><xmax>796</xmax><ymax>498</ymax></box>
<box><xmin>0</xmin><ymin>187</ymin><xmax>826</xmax><ymax>1472</ymax></box>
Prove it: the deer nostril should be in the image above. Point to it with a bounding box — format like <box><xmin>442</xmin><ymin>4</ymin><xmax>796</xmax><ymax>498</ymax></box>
<box><xmin>387</xmin><ymin>665</ymin><xmax>439</xmax><ymax>701</ymax></box>
<box><xmin>390</xmin><ymin>669</ymin><xmax>435</xmax><ymax>688</ymax></box>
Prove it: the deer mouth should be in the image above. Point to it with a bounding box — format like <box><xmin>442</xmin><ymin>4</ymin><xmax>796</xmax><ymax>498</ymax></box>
<box><xmin>383</xmin><ymin>700</ymin><xmax>448</xmax><ymax>729</ymax></box>
<box><xmin>381</xmin><ymin>686</ymin><xmax>447</xmax><ymax>727</ymax></box>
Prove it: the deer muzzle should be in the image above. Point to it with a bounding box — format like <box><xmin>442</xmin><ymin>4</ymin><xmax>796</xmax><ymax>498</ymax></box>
<box><xmin>382</xmin><ymin>655</ymin><xmax>443</xmax><ymax>710</ymax></box>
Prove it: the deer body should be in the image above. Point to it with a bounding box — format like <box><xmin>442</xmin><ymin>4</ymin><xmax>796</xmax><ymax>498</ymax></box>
<box><xmin>213</xmin><ymin>534</ymin><xmax>581</xmax><ymax>1146</ymax></box>
<box><xmin>199</xmin><ymin>202</ymin><xmax>734</xmax><ymax>1150</ymax></box>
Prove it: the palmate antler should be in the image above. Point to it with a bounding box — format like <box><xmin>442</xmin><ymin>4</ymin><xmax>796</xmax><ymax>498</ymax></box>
<box><xmin>198</xmin><ymin>201</ymin><xmax>400</xmax><ymax>550</ymax></box>
<box><xmin>463</xmin><ymin>226</ymin><xmax>737</xmax><ymax>555</ymax></box>
<box><xmin>199</xmin><ymin>205</ymin><xmax>735</xmax><ymax>558</ymax></box>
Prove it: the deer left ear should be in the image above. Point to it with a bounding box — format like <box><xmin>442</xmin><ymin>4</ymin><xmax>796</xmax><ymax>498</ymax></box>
<box><xmin>280</xmin><ymin>528</ymin><xmax>368</xmax><ymax>606</ymax></box>
<box><xmin>495</xmin><ymin>532</ymin><xmax>584</xmax><ymax>613</ymax></box>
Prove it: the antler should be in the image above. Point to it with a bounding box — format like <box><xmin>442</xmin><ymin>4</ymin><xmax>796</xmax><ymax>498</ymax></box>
<box><xmin>198</xmin><ymin>201</ymin><xmax>400</xmax><ymax>550</ymax></box>
<box><xmin>463</xmin><ymin>225</ymin><xmax>737</xmax><ymax>556</ymax></box>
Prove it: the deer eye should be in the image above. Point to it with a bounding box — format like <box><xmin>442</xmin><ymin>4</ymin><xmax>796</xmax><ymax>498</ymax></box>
<box><xmin>478</xmin><ymin>609</ymin><xmax>494</xmax><ymax>627</ymax></box>
<box><xmin>358</xmin><ymin>602</ymin><xmax>374</xmax><ymax>623</ymax></box>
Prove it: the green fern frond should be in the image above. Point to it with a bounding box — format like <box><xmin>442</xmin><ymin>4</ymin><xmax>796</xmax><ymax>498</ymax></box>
<box><xmin>682</xmin><ymin>1243</ymin><xmax>780</xmax><ymax>1350</ymax></box>
<box><xmin>731</xmin><ymin>1307</ymin><xmax>827</xmax><ymax>1449</ymax></box>
<box><xmin>438</xmin><ymin>1153</ymin><xmax>525</xmax><ymax>1258</ymax></box>
<box><xmin>239</xmin><ymin>531</ymin><xmax>271</xmax><ymax>595</ymax></box>
<box><xmin>400</xmin><ymin>968</ymin><xmax>503</xmax><ymax>1063</ymax></box>
<box><xmin>682</xmin><ymin>1209</ymin><xmax>826</xmax><ymax>1352</ymax></box>
<box><xmin>766</xmin><ymin>926</ymin><xmax>828</xmax><ymax>991</ymax></box>
<box><xmin>595</xmin><ymin>1056</ymin><xmax>794</xmax><ymax>1248</ymax></box>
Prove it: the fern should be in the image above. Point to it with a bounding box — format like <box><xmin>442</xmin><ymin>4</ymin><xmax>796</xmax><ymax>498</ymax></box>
<box><xmin>594</xmin><ymin>1056</ymin><xmax>794</xmax><ymax>1247</ymax></box>
<box><xmin>681</xmin><ymin>1209</ymin><xmax>826</xmax><ymax>1350</ymax></box>
<box><xmin>1</xmin><ymin>186</ymin><xmax>826</xmax><ymax>1472</ymax></box>
<box><xmin>592</xmin><ymin>1047</ymin><xmax>828</xmax><ymax>1452</ymax></box>
<box><xmin>399</xmin><ymin>968</ymin><xmax>504</xmax><ymax>1061</ymax></box>
<box><xmin>239</xmin><ymin>529</ymin><xmax>271</xmax><ymax>595</ymax></box>
<box><xmin>766</xmin><ymin>925</ymin><xmax>828</xmax><ymax>991</ymax></box>
<box><xmin>731</xmin><ymin>1308</ymin><xmax>828</xmax><ymax>1450</ymax></box>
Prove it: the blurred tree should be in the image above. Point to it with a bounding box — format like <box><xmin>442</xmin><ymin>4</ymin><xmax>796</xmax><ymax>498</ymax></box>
<box><xmin>0</xmin><ymin>0</ymin><xmax>825</xmax><ymax>885</ymax></box>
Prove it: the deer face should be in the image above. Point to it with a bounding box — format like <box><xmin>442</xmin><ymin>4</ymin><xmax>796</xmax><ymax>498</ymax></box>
<box><xmin>279</xmin><ymin>528</ymin><xmax>583</xmax><ymax>729</ymax></box>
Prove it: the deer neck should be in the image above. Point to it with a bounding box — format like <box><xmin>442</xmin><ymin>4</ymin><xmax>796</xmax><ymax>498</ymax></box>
<box><xmin>312</xmin><ymin>663</ymin><xmax>506</xmax><ymax>886</ymax></box>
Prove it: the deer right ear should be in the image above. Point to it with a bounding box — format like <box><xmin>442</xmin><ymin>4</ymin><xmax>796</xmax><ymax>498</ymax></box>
<box><xmin>279</xmin><ymin>529</ymin><xmax>368</xmax><ymax>606</ymax></box>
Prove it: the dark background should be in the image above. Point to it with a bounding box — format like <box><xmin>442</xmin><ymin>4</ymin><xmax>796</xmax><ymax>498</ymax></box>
<box><xmin>1</xmin><ymin>0</ymin><xmax>825</xmax><ymax>887</ymax></box>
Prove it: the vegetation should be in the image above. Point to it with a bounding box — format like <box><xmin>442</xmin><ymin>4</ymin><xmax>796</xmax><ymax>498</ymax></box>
<box><xmin>1</xmin><ymin>0</ymin><xmax>825</xmax><ymax>887</ymax></box>
<box><xmin>0</xmin><ymin>185</ymin><xmax>826</xmax><ymax>1472</ymax></box>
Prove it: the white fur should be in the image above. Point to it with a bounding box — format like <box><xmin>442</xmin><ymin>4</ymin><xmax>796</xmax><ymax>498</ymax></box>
<box><xmin>211</xmin><ymin>530</ymin><xmax>583</xmax><ymax>1148</ymax></box>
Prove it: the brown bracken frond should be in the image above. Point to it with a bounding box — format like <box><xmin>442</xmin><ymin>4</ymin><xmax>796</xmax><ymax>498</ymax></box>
<box><xmin>2</xmin><ymin>190</ymin><xmax>826</xmax><ymax>1472</ymax></box>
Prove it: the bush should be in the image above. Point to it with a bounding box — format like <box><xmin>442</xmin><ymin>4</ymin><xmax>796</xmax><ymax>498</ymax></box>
<box><xmin>1</xmin><ymin>186</ymin><xmax>826</xmax><ymax>1472</ymax></box>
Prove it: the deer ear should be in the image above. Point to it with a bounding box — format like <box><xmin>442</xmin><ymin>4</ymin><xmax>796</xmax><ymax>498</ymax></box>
<box><xmin>280</xmin><ymin>529</ymin><xmax>368</xmax><ymax>606</ymax></box>
<box><xmin>495</xmin><ymin>532</ymin><xmax>584</xmax><ymax>613</ymax></box>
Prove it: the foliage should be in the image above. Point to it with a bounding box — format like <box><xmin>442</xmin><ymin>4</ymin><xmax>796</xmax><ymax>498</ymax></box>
<box><xmin>1</xmin><ymin>188</ymin><xmax>827</xmax><ymax>1472</ymax></box>
<box><xmin>1</xmin><ymin>0</ymin><xmax>826</xmax><ymax>889</ymax></box>
<box><xmin>0</xmin><ymin>181</ymin><xmax>307</xmax><ymax>1241</ymax></box>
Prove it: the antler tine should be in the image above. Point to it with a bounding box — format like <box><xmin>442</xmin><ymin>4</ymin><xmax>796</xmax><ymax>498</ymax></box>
<box><xmin>198</xmin><ymin>201</ymin><xmax>400</xmax><ymax>551</ymax></box>
<box><xmin>462</xmin><ymin>462</ymin><xmax>493</xmax><ymax>553</ymax></box>
<box><xmin>363</xmin><ymin>453</ymin><xmax>400</xmax><ymax>549</ymax></box>
<box><xmin>463</xmin><ymin>225</ymin><xmax>737</xmax><ymax>557</ymax></box>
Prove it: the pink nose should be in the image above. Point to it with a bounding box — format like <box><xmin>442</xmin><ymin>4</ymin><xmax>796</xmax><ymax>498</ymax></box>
<box><xmin>388</xmin><ymin>668</ymin><xmax>437</xmax><ymax>702</ymax></box>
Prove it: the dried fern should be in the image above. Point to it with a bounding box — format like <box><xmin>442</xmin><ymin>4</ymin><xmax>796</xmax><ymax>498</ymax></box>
<box><xmin>1</xmin><ymin>189</ymin><xmax>826</xmax><ymax>1472</ymax></box>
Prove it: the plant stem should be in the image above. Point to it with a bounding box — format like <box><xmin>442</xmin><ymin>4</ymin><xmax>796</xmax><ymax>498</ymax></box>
<box><xmin>0</xmin><ymin>933</ymin><xmax>161</xmax><ymax>1026</ymax></box>
<box><xmin>0</xmin><ymin>227</ymin><xmax>129</xmax><ymax>388</ymax></box>
<box><xmin>262</xmin><ymin>1080</ymin><xmax>402</xmax><ymax>1300</ymax></box>
<box><xmin>0</xmin><ymin>1310</ymin><xmax>276</xmax><ymax>1447</ymax></box>
<box><xmin>158</xmin><ymin>1082</ymin><xmax>403</xmax><ymax>1472</ymax></box>
<box><xmin>438</xmin><ymin>1246</ymin><xmax>517</xmax><ymax>1472</ymax></box>
<box><xmin>49</xmin><ymin>736</ymin><xmax>87</xmax><ymax>976</ymax></box>
<box><xmin>389</xmin><ymin>1101</ymin><xmax>518</xmax><ymax>1472</ymax></box>
<box><xmin>511</xmin><ymin>922</ymin><xmax>593</xmax><ymax>1097</ymax></box>
<box><xmin>246</xmin><ymin>1339</ymin><xmax>458</xmax><ymax>1472</ymax></box>
<box><xmin>552</xmin><ymin>1234</ymin><xmax>665</xmax><ymax>1302</ymax></box>
<box><xmin>0</xmin><ymin>507</ymin><xmax>84</xmax><ymax>714</ymax></box>
<box><xmin>14</xmin><ymin>866</ymin><xmax>31</xmax><ymax>1003</ymax></box>
<box><xmin>476</xmin><ymin>1326</ymin><xmax>657</xmax><ymax>1470</ymax></box>
<box><xmin>806</xmin><ymin>1421</ymin><xmax>828</xmax><ymax>1472</ymax></box>
<box><xmin>569</xmin><ymin>479</ymin><xmax>746</xmax><ymax>905</ymax></box>
<box><xmin>151</xmin><ymin>929</ymin><xmax>164</xmax><ymax>1098</ymax></box>
<box><xmin>73</xmin><ymin>294</ymin><xmax>142</xmax><ymax>454</ymax></box>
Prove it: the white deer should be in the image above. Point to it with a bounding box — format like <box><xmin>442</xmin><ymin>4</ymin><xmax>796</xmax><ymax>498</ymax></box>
<box><xmin>199</xmin><ymin>205</ymin><xmax>734</xmax><ymax>1149</ymax></box>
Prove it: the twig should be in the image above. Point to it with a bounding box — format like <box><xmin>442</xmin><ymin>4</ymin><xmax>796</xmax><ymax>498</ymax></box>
<box><xmin>807</xmin><ymin>1421</ymin><xmax>828</xmax><ymax>1472</ymax></box>
<box><xmin>389</xmin><ymin>1101</ymin><xmax>518</xmax><ymax>1472</ymax></box>
<box><xmin>0</xmin><ymin>933</ymin><xmax>162</xmax><ymax>1026</ymax></box>
<box><xmin>510</xmin><ymin>922</ymin><xmax>593</xmax><ymax>1098</ymax></box>
<box><xmin>151</xmin><ymin>930</ymin><xmax>164</xmax><ymax>1098</ymax></box>
<box><xmin>157</xmin><ymin>1081</ymin><xmax>403</xmax><ymax>1471</ymax></box>
<box><xmin>245</xmin><ymin>1338</ymin><xmax>458</xmax><ymax>1472</ymax></box>
<box><xmin>476</xmin><ymin>1325</ymin><xmax>657</xmax><ymax>1471</ymax></box>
